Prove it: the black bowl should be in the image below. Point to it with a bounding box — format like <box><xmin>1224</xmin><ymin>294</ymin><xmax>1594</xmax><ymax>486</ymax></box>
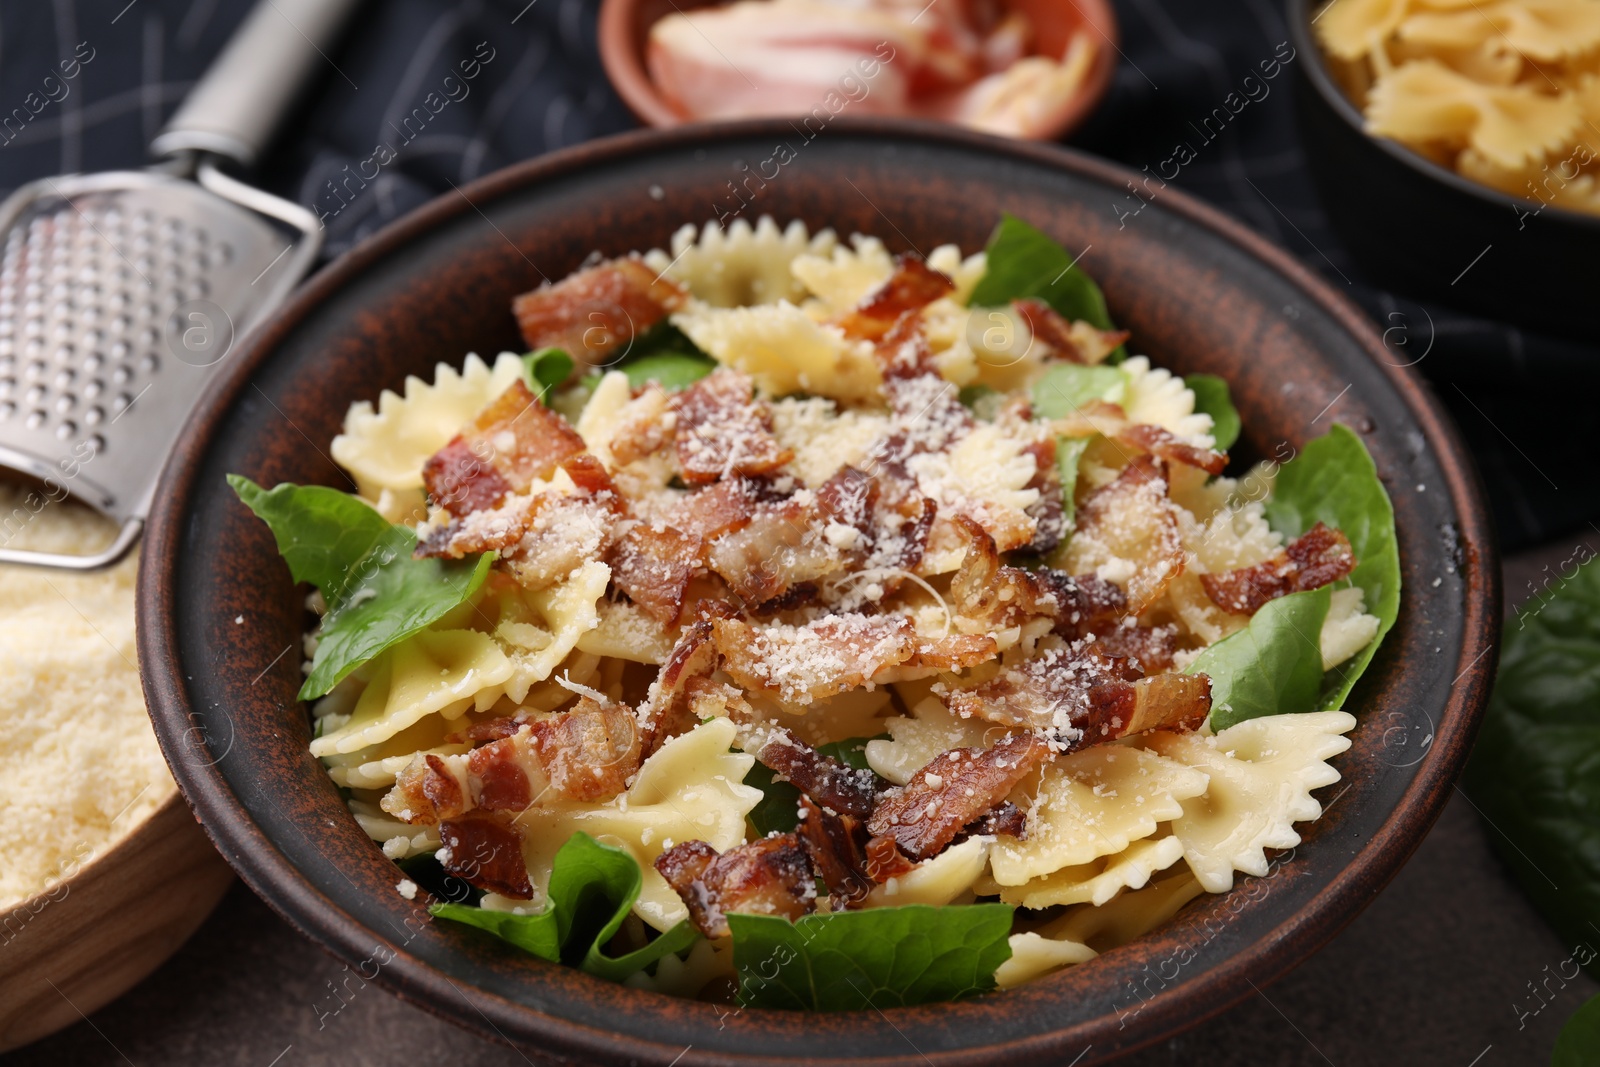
<box><xmin>138</xmin><ymin>119</ymin><xmax>1500</xmax><ymax>1065</ymax></box>
<box><xmin>1289</xmin><ymin>0</ymin><xmax>1600</xmax><ymax>344</ymax></box>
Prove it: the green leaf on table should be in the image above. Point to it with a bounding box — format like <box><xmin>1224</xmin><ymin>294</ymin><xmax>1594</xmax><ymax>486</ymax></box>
<box><xmin>1188</xmin><ymin>587</ymin><xmax>1332</xmax><ymax>731</ymax></box>
<box><xmin>1555</xmin><ymin>993</ymin><xmax>1600</xmax><ymax>1064</ymax></box>
<box><xmin>1264</xmin><ymin>424</ymin><xmax>1400</xmax><ymax>709</ymax></box>
<box><xmin>1465</xmin><ymin>554</ymin><xmax>1600</xmax><ymax>982</ymax></box>
<box><xmin>967</xmin><ymin>216</ymin><xmax>1119</xmax><ymax>356</ymax></box>
<box><xmin>227</xmin><ymin>476</ymin><xmax>493</xmax><ymax>699</ymax></box>
<box><xmin>1184</xmin><ymin>373</ymin><xmax>1241</xmax><ymax>451</ymax></box>
<box><xmin>728</xmin><ymin>903</ymin><xmax>1014</xmax><ymax>1010</ymax></box>
<box><xmin>523</xmin><ymin>346</ymin><xmax>575</xmax><ymax>401</ymax></box>
<box><xmin>430</xmin><ymin>832</ymin><xmax>699</xmax><ymax>982</ymax></box>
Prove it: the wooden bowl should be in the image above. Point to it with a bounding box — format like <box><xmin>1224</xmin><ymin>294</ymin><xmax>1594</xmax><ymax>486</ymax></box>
<box><xmin>0</xmin><ymin>788</ymin><xmax>233</xmax><ymax>1051</ymax></box>
<box><xmin>137</xmin><ymin>119</ymin><xmax>1500</xmax><ymax>1066</ymax></box>
<box><xmin>598</xmin><ymin>0</ymin><xmax>1120</xmax><ymax>140</ymax></box>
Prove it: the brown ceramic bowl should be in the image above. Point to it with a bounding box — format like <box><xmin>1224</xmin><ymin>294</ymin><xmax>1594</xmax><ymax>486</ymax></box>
<box><xmin>137</xmin><ymin>119</ymin><xmax>1500</xmax><ymax>1065</ymax></box>
<box><xmin>598</xmin><ymin>0</ymin><xmax>1120</xmax><ymax>140</ymax></box>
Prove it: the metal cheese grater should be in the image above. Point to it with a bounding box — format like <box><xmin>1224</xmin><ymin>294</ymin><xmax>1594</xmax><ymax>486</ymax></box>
<box><xmin>0</xmin><ymin>0</ymin><xmax>362</xmax><ymax>570</ymax></box>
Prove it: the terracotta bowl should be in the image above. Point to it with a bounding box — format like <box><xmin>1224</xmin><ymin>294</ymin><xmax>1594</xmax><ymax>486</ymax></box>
<box><xmin>137</xmin><ymin>120</ymin><xmax>1500</xmax><ymax>1066</ymax></box>
<box><xmin>598</xmin><ymin>0</ymin><xmax>1120</xmax><ymax>140</ymax></box>
<box><xmin>0</xmin><ymin>787</ymin><xmax>233</xmax><ymax>1051</ymax></box>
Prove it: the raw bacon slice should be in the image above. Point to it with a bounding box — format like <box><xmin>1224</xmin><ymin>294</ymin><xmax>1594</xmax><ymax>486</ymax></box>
<box><xmin>1199</xmin><ymin>522</ymin><xmax>1357</xmax><ymax>616</ymax></box>
<box><xmin>512</xmin><ymin>257</ymin><xmax>687</xmax><ymax>365</ymax></box>
<box><xmin>867</xmin><ymin>732</ymin><xmax>1051</xmax><ymax>860</ymax></box>
<box><xmin>439</xmin><ymin>815</ymin><xmax>534</xmax><ymax>899</ymax></box>
<box><xmin>672</xmin><ymin>368</ymin><xmax>793</xmax><ymax>484</ymax></box>
<box><xmin>654</xmin><ymin>835</ymin><xmax>817</xmax><ymax>938</ymax></box>
<box><xmin>836</xmin><ymin>255</ymin><xmax>956</xmax><ymax>341</ymax></box>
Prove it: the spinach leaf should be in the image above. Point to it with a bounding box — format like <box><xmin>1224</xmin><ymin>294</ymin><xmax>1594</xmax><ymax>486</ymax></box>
<box><xmin>1184</xmin><ymin>373</ymin><xmax>1241</xmax><ymax>452</ymax></box>
<box><xmin>967</xmin><ymin>215</ymin><xmax>1117</xmax><ymax>340</ymax></box>
<box><xmin>745</xmin><ymin>737</ymin><xmax>882</xmax><ymax>835</ymax></box>
<box><xmin>523</xmin><ymin>346</ymin><xmax>574</xmax><ymax>401</ymax></box>
<box><xmin>1189</xmin><ymin>588</ymin><xmax>1332</xmax><ymax>731</ymax></box>
<box><xmin>609</xmin><ymin>351</ymin><xmax>717</xmax><ymax>391</ymax></box>
<box><xmin>227</xmin><ymin>476</ymin><xmax>493</xmax><ymax>699</ymax></box>
<box><xmin>1264</xmin><ymin>424</ymin><xmax>1400</xmax><ymax>709</ymax></box>
<box><xmin>430</xmin><ymin>832</ymin><xmax>699</xmax><ymax>982</ymax></box>
<box><xmin>1030</xmin><ymin>363</ymin><xmax>1124</xmax><ymax>533</ymax></box>
<box><xmin>1465</xmin><ymin>555</ymin><xmax>1600</xmax><ymax>981</ymax></box>
<box><xmin>729</xmin><ymin>903</ymin><xmax>1014</xmax><ymax>1010</ymax></box>
<box><xmin>1055</xmin><ymin>437</ymin><xmax>1091</xmax><ymax>530</ymax></box>
<box><xmin>1555</xmin><ymin>994</ymin><xmax>1600</xmax><ymax>1065</ymax></box>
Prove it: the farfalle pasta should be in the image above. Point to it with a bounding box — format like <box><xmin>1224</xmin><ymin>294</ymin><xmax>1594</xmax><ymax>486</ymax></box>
<box><xmin>230</xmin><ymin>213</ymin><xmax>1399</xmax><ymax>1010</ymax></box>
<box><xmin>1318</xmin><ymin>0</ymin><xmax>1600</xmax><ymax>214</ymax></box>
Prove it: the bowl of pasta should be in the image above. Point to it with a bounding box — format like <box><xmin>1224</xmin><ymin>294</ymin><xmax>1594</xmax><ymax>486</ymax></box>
<box><xmin>138</xmin><ymin>119</ymin><xmax>1499</xmax><ymax>1065</ymax></box>
<box><xmin>1292</xmin><ymin>0</ymin><xmax>1600</xmax><ymax>343</ymax></box>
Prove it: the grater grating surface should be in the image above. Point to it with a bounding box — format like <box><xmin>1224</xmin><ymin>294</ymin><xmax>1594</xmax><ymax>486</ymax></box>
<box><xmin>0</xmin><ymin>170</ymin><xmax>299</xmax><ymax>558</ymax></box>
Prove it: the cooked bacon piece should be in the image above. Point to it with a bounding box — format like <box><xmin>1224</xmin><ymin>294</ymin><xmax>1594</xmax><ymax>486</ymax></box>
<box><xmin>741</xmin><ymin>722</ymin><xmax>878</xmax><ymax>818</ymax></box>
<box><xmin>714</xmin><ymin>612</ymin><xmax>993</xmax><ymax>706</ymax></box>
<box><xmin>816</xmin><ymin>465</ymin><xmax>878</xmax><ymax>545</ymax></box>
<box><xmin>608</xmin><ymin>521</ymin><xmax>701</xmax><ymax>623</ymax></box>
<box><xmin>1077</xmin><ymin>672</ymin><xmax>1212</xmax><ymax>746</ymax></box>
<box><xmin>797</xmin><ymin>795</ymin><xmax>874</xmax><ymax>906</ymax></box>
<box><xmin>1093</xmin><ymin>619</ymin><xmax>1178</xmax><ymax>674</ymax></box>
<box><xmin>606</xmin><ymin>384</ymin><xmax>674</xmax><ymax>467</ymax></box>
<box><xmin>1074</xmin><ymin>455</ymin><xmax>1185</xmax><ymax>616</ymax></box>
<box><xmin>946</xmin><ymin>636</ymin><xmax>1143</xmax><ymax>742</ymax></box>
<box><xmin>1199</xmin><ymin>522</ymin><xmax>1357</xmax><ymax>616</ymax></box>
<box><xmin>706</xmin><ymin>496</ymin><xmax>842</xmax><ymax>606</ymax></box>
<box><xmin>664</xmin><ymin>477</ymin><xmax>755</xmax><ymax>540</ymax></box>
<box><xmin>1021</xmin><ymin>437</ymin><xmax>1069</xmax><ymax>556</ymax></box>
<box><xmin>423</xmin><ymin>380</ymin><xmax>587</xmax><ymax>515</ymax></box>
<box><xmin>499</xmin><ymin>493</ymin><xmax>621</xmax><ymax>585</ymax></box>
<box><xmin>468</xmin><ymin>737</ymin><xmax>535</xmax><ymax>812</ymax></box>
<box><xmin>526</xmin><ymin>695</ymin><xmax>641</xmax><ymax>802</ymax></box>
<box><xmin>561</xmin><ymin>452</ymin><xmax>619</xmax><ymax>497</ymax></box>
<box><xmin>886</xmin><ymin>496</ymin><xmax>939</xmax><ymax>571</ymax></box>
<box><xmin>1051</xmin><ymin>400</ymin><xmax>1227</xmax><ymax>476</ymax></box>
<box><xmin>455</xmin><ymin>716</ymin><xmax>526</xmax><ymax>743</ymax></box>
<box><xmin>638</xmin><ymin>620</ymin><xmax>721</xmax><ymax>753</ymax></box>
<box><xmin>512</xmin><ymin>257</ymin><xmax>687</xmax><ymax>364</ymax></box>
<box><xmin>672</xmin><ymin>368</ymin><xmax>792</xmax><ymax>483</ymax></box>
<box><xmin>867</xmin><ymin>733</ymin><xmax>1051</xmax><ymax>860</ymax></box>
<box><xmin>948</xmin><ymin>514</ymin><xmax>1124</xmax><ymax>635</ymax></box>
<box><xmin>836</xmin><ymin>256</ymin><xmax>956</xmax><ymax>341</ymax></box>
<box><xmin>864</xmin><ymin>834</ymin><xmax>917</xmax><ymax>882</ymax></box>
<box><xmin>965</xmin><ymin>801</ymin><xmax>1027</xmax><ymax>840</ymax></box>
<box><xmin>654</xmin><ymin>835</ymin><xmax>817</xmax><ymax>938</ymax></box>
<box><xmin>439</xmin><ymin>816</ymin><xmax>533</xmax><ymax>899</ymax></box>
<box><xmin>1013</xmin><ymin>299</ymin><xmax>1130</xmax><ymax>366</ymax></box>
<box><xmin>872</xmin><ymin>316</ymin><xmax>972</xmax><ymax>456</ymax></box>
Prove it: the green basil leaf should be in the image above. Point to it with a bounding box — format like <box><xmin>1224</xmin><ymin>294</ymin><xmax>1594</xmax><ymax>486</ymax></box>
<box><xmin>1555</xmin><ymin>994</ymin><xmax>1600</xmax><ymax>1064</ymax></box>
<box><xmin>1184</xmin><ymin>373</ymin><xmax>1241</xmax><ymax>452</ymax></box>
<box><xmin>1465</xmin><ymin>555</ymin><xmax>1600</xmax><ymax>981</ymax></box>
<box><xmin>523</xmin><ymin>346</ymin><xmax>574</xmax><ymax>401</ymax></box>
<box><xmin>1264</xmin><ymin>424</ymin><xmax>1400</xmax><ymax>709</ymax></box>
<box><xmin>430</xmin><ymin>832</ymin><xmax>700</xmax><ymax>981</ymax></box>
<box><xmin>967</xmin><ymin>215</ymin><xmax>1117</xmax><ymax>344</ymax></box>
<box><xmin>729</xmin><ymin>903</ymin><xmax>1014</xmax><ymax>1010</ymax></box>
<box><xmin>1030</xmin><ymin>363</ymin><xmax>1127</xmax><ymax>419</ymax></box>
<box><xmin>227</xmin><ymin>476</ymin><xmax>492</xmax><ymax>699</ymax></box>
<box><xmin>1189</xmin><ymin>587</ymin><xmax>1332</xmax><ymax>731</ymax></box>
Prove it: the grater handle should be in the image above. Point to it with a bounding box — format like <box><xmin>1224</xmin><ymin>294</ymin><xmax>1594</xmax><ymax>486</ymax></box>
<box><xmin>0</xmin><ymin>517</ymin><xmax>142</xmax><ymax>571</ymax></box>
<box><xmin>149</xmin><ymin>0</ymin><xmax>365</xmax><ymax>169</ymax></box>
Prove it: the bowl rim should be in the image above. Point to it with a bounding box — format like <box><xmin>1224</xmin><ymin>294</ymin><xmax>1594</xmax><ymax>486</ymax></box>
<box><xmin>1287</xmin><ymin>0</ymin><xmax>1600</xmax><ymax>233</ymax></box>
<box><xmin>596</xmin><ymin>0</ymin><xmax>1122</xmax><ymax>141</ymax></box>
<box><xmin>137</xmin><ymin>117</ymin><xmax>1502</xmax><ymax>1065</ymax></box>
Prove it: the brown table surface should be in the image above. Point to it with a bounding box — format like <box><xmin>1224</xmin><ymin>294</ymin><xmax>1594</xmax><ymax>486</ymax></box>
<box><xmin>4</xmin><ymin>542</ymin><xmax>1593</xmax><ymax>1067</ymax></box>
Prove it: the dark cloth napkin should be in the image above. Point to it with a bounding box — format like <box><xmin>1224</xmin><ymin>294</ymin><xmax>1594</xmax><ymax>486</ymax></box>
<box><xmin>0</xmin><ymin>0</ymin><xmax>1589</xmax><ymax>551</ymax></box>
